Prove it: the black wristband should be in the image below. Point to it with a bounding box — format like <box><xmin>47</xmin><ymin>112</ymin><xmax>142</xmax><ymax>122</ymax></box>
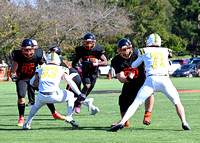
<box><xmin>126</xmin><ymin>76</ymin><xmax>132</xmax><ymax>82</ymax></box>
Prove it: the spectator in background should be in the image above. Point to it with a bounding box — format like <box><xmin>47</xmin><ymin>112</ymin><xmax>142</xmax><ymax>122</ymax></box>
<box><xmin>32</xmin><ymin>40</ymin><xmax>38</xmax><ymax>49</ymax></box>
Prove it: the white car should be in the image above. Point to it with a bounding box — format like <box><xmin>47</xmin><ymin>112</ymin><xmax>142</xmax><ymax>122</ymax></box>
<box><xmin>168</xmin><ymin>61</ymin><xmax>181</xmax><ymax>76</ymax></box>
<box><xmin>98</xmin><ymin>65</ymin><xmax>110</xmax><ymax>76</ymax></box>
<box><xmin>98</xmin><ymin>65</ymin><xmax>116</xmax><ymax>78</ymax></box>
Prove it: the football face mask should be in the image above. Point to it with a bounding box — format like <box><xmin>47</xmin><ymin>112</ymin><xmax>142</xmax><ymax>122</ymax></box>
<box><xmin>22</xmin><ymin>46</ymin><xmax>35</xmax><ymax>59</ymax></box>
<box><xmin>83</xmin><ymin>39</ymin><xmax>96</xmax><ymax>50</ymax></box>
<box><xmin>118</xmin><ymin>45</ymin><xmax>133</xmax><ymax>59</ymax></box>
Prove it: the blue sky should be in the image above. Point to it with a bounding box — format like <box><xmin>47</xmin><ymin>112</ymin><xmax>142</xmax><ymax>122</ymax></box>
<box><xmin>10</xmin><ymin>0</ymin><xmax>37</xmax><ymax>6</ymax></box>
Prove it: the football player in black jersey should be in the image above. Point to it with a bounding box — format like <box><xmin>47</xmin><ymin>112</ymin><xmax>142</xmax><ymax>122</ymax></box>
<box><xmin>72</xmin><ymin>33</ymin><xmax>108</xmax><ymax>114</ymax></box>
<box><xmin>10</xmin><ymin>39</ymin><xmax>46</xmax><ymax>126</ymax></box>
<box><xmin>48</xmin><ymin>46</ymin><xmax>99</xmax><ymax>115</ymax></box>
<box><xmin>10</xmin><ymin>39</ymin><xmax>63</xmax><ymax>126</ymax></box>
<box><xmin>110</xmin><ymin>38</ymin><xmax>154</xmax><ymax>127</ymax></box>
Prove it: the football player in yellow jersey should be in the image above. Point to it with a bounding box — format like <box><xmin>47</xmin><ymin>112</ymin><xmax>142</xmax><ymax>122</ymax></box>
<box><xmin>110</xmin><ymin>33</ymin><xmax>190</xmax><ymax>131</ymax></box>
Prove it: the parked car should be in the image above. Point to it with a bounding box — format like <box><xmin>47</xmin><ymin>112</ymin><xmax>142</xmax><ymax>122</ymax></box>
<box><xmin>191</xmin><ymin>58</ymin><xmax>200</xmax><ymax>64</ymax></box>
<box><xmin>172</xmin><ymin>59</ymin><xmax>191</xmax><ymax>65</ymax></box>
<box><xmin>196</xmin><ymin>63</ymin><xmax>200</xmax><ymax>77</ymax></box>
<box><xmin>98</xmin><ymin>65</ymin><xmax>116</xmax><ymax>78</ymax></box>
<box><xmin>190</xmin><ymin>57</ymin><xmax>200</xmax><ymax>61</ymax></box>
<box><xmin>168</xmin><ymin>61</ymin><xmax>181</xmax><ymax>76</ymax></box>
<box><xmin>98</xmin><ymin>65</ymin><xmax>110</xmax><ymax>77</ymax></box>
<box><xmin>172</xmin><ymin>64</ymin><xmax>198</xmax><ymax>77</ymax></box>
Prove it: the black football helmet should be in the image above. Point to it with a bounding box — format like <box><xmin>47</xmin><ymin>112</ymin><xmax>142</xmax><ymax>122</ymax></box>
<box><xmin>83</xmin><ymin>33</ymin><xmax>96</xmax><ymax>50</ymax></box>
<box><xmin>48</xmin><ymin>46</ymin><xmax>61</xmax><ymax>55</ymax></box>
<box><xmin>21</xmin><ymin>38</ymin><xmax>35</xmax><ymax>59</ymax></box>
<box><xmin>117</xmin><ymin>38</ymin><xmax>133</xmax><ymax>59</ymax></box>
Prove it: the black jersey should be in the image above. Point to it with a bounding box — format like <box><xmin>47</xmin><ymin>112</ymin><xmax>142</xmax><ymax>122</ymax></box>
<box><xmin>111</xmin><ymin>49</ymin><xmax>145</xmax><ymax>95</ymax></box>
<box><xmin>11</xmin><ymin>49</ymin><xmax>45</xmax><ymax>79</ymax></box>
<box><xmin>60</xmin><ymin>57</ymin><xmax>77</xmax><ymax>73</ymax></box>
<box><xmin>75</xmin><ymin>45</ymin><xmax>105</xmax><ymax>74</ymax></box>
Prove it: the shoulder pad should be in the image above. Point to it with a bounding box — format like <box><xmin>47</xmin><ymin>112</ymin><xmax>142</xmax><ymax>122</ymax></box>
<box><xmin>132</xmin><ymin>49</ymin><xmax>138</xmax><ymax>55</ymax></box>
<box><xmin>139</xmin><ymin>48</ymin><xmax>145</xmax><ymax>55</ymax></box>
<box><xmin>75</xmin><ymin>46</ymin><xmax>84</xmax><ymax>54</ymax></box>
<box><xmin>11</xmin><ymin>50</ymin><xmax>22</xmax><ymax>61</ymax></box>
<box><xmin>94</xmin><ymin>45</ymin><xmax>105</xmax><ymax>53</ymax></box>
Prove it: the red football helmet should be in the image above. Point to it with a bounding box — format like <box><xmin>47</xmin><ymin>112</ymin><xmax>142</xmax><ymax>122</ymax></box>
<box><xmin>83</xmin><ymin>33</ymin><xmax>96</xmax><ymax>50</ymax></box>
<box><xmin>117</xmin><ymin>38</ymin><xmax>133</xmax><ymax>59</ymax></box>
<box><xmin>21</xmin><ymin>39</ymin><xmax>35</xmax><ymax>59</ymax></box>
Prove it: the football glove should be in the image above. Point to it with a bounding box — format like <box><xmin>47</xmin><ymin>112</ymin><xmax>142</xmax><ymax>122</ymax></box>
<box><xmin>11</xmin><ymin>75</ymin><xmax>19</xmax><ymax>82</ymax></box>
<box><xmin>78</xmin><ymin>93</ymin><xmax>86</xmax><ymax>101</ymax></box>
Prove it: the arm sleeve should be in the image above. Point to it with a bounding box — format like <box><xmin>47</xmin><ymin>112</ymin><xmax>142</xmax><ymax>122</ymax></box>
<box><xmin>64</xmin><ymin>74</ymin><xmax>81</xmax><ymax>95</ymax></box>
<box><xmin>131</xmin><ymin>50</ymin><xmax>143</xmax><ymax>69</ymax></box>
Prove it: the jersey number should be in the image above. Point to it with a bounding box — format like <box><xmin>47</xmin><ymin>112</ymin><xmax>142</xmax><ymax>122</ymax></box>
<box><xmin>151</xmin><ymin>53</ymin><xmax>165</xmax><ymax>68</ymax></box>
<box><xmin>40</xmin><ymin>67</ymin><xmax>58</xmax><ymax>78</ymax></box>
<box><xmin>124</xmin><ymin>67</ymin><xmax>139</xmax><ymax>78</ymax></box>
<box><xmin>21</xmin><ymin>65</ymin><xmax>34</xmax><ymax>74</ymax></box>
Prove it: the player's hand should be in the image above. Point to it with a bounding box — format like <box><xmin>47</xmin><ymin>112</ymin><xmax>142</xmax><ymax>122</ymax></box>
<box><xmin>128</xmin><ymin>71</ymin><xmax>135</xmax><ymax>79</ymax></box>
<box><xmin>79</xmin><ymin>93</ymin><xmax>86</xmax><ymax>101</ymax></box>
<box><xmin>85</xmin><ymin>61</ymin><xmax>93</xmax><ymax>66</ymax></box>
<box><xmin>89</xmin><ymin>58</ymin><xmax>98</xmax><ymax>66</ymax></box>
<box><xmin>11</xmin><ymin>75</ymin><xmax>19</xmax><ymax>82</ymax></box>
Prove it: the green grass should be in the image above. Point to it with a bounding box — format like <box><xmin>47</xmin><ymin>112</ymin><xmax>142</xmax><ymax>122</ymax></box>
<box><xmin>0</xmin><ymin>77</ymin><xmax>200</xmax><ymax>143</ymax></box>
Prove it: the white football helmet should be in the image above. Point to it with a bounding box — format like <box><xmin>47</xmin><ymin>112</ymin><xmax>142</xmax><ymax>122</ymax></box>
<box><xmin>146</xmin><ymin>33</ymin><xmax>161</xmax><ymax>47</ymax></box>
<box><xmin>46</xmin><ymin>53</ymin><xmax>61</xmax><ymax>65</ymax></box>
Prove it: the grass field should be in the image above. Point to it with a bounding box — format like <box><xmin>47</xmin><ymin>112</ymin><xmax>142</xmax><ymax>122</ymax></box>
<box><xmin>0</xmin><ymin>77</ymin><xmax>200</xmax><ymax>143</ymax></box>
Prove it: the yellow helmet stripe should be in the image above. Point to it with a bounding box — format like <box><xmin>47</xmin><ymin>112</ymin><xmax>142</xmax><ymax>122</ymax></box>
<box><xmin>155</xmin><ymin>34</ymin><xmax>157</xmax><ymax>43</ymax></box>
<box><xmin>51</xmin><ymin>53</ymin><xmax>54</xmax><ymax>61</ymax></box>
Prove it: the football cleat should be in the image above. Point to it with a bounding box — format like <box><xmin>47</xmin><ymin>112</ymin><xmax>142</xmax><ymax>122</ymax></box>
<box><xmin>65</xmin><ymin>116</ymin><xmax>79</xmax><ymax>128</ymax></box>
<box><xmin>90</xmin><ymin>107</ymin><xmax>100</xmax><ymax>115</ymax></box>
<box><xmin>111</xmin><ymin>120</ymin><xmax>130</xmax><ymax>127</ymax></box>
<box><xmin>52</xmin><ymin>111</ymin><xmax>65</xmax><ymax>120</ymax></box>
<box><xmin>143</xmin><ymin>111</ymin><xmax>151</xmax><ymax>125</ymax></box>
<box><xmin>74</xmin><ymin>100</ymin><xmax>82</xmax><ymax>114</ymax></box>
<box><xmin>75</xmin><ymin>107</ymin><xmax>81</xmax><ymax>114</ymax></box>
<box><xmin>82</xmin><ymin>98</ymin><xmax>94</xmax><ymax>111</ymax></box>
<box><xmin>182</xmin><ymin>123</ymin><xmax>191</xmax><ymax>130</ymax></box>
<box><xmin>17</xmin><ymin>116</ymin><xmax>24</xmax><ymax>126</ymax></box>
<box><xmin>110</xmin><ymin>123</ymin><xmax>124</xmax><ymax>132</ymax></box>
<box><xmin>69</xmin><ymin>120</ymin><xmax>79</xmax><ymax>128</ymax></box>
<box><xmin>26</xmin><ymin>102</ymin><xmax>35</xmax><ymax>107</ymax></box>
<box><xmin>23</xmin><ymin>123</ymin><xmax>31</xmax><ymax>130</ymax></box>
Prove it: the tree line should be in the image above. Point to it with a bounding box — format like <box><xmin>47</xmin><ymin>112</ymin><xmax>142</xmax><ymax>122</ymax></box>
<box><xmin>0</xmin><ymin>0</ymin><xmax>199</xmax><ymax>64</ymax></box>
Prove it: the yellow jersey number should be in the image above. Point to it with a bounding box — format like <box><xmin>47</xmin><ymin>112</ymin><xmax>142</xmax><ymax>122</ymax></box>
<box><xmin>40</xmin><ymin>67</ymin><xmax>58</xmax><ymax>78</ymax></box>
<box><xmin>151</xmin><ymin>53</ymin><xmax>165</xmax><ymax>68</ymax></box>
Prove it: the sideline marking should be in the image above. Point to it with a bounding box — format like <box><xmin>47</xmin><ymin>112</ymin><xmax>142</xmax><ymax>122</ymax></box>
<box><xmin>91</xmin><ymin>90</ymin><xmax>200</xmax><ymax>94</ymax></box>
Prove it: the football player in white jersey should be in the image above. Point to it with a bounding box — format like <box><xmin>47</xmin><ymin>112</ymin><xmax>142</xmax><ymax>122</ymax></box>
<box><xmin>23</xmin><ymin>53</ymin><xmax>86</xmax><ymax>130</ymax></box>
<box><xmin>110</xmin><ymin>33</ymin><xmax>190</xmax><ymax>131</ymax></box>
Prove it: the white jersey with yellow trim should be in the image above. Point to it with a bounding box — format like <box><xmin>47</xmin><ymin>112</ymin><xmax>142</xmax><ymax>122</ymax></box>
<box><xmin>134</xmin><ymin>47</ymin><xmax>171</xmax><ymax>76</ymax></box>
<box><xmin>36</xmin><ymin>65</ymin><xmax>69</xmax><ymax>92</ymax></box>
